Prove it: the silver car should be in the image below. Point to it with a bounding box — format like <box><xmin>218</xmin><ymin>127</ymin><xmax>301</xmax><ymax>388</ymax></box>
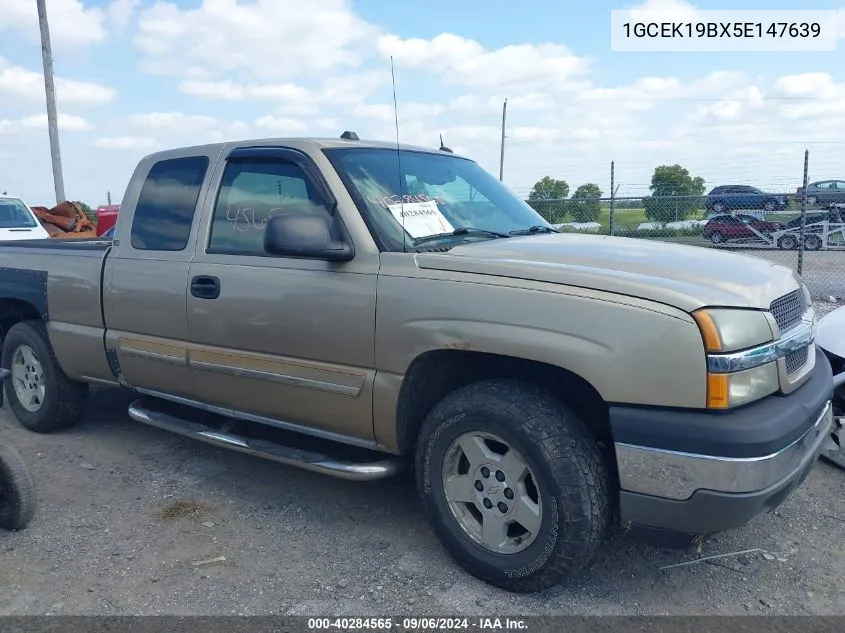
<box><xmin>799</xmin><ymin>180</ymin><xmax>845</xmax><ymax>206</ymax></box>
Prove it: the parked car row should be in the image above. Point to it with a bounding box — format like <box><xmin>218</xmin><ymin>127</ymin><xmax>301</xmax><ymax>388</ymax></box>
<box><xmin>704</xmin><ymin>180</ymin><xmax>845</xmax><ymax>214</ymax></box>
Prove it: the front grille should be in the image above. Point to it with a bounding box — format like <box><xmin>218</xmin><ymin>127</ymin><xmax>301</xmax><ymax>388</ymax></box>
<box><xmin>770</xmin><ymin>290</ymin><xmax>806</xmax><ymax>332</ymax></box>
<box><xmin>785</xmin><ymin>347</ymin><xmax>809</xmax><ymax>375</ymax></box>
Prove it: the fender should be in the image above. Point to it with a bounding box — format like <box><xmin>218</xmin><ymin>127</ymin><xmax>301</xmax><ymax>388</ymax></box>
<box><xmin>0</xmin><ymin>268</ymin><xmax>48</xmax><ymax>320</ymax></box>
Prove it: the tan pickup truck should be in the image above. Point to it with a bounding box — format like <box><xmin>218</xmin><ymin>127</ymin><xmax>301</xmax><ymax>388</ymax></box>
<box><xmin>0</xmin><ymin>135</ymin><xmax>835</xmax><ymax>592</ymax></box>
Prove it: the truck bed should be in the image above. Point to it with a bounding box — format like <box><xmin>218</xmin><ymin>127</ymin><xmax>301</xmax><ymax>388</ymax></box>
<box><xmin>0</xmin><ymin>239</ymin><xmax>112</xmax><ymax>384</ymax></box>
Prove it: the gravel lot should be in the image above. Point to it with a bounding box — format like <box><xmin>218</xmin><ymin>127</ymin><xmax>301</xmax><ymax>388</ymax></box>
<box><xmin>1</xmin><ymin>303</ymin><xmax>843</xmax><ymax>617</ymax></box>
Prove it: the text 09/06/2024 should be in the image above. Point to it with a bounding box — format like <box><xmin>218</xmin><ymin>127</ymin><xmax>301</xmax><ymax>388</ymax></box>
<box><xmin>610</xmin><ymin>9</ymin><xmax>838</xmax><ymax>52</ymax></box>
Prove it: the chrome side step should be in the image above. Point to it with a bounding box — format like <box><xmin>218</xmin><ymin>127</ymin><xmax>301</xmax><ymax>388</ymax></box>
<box><xmin>127</xmin><ymin>399</ymin><xmax>403</xmax><ymax>481</ymax></box>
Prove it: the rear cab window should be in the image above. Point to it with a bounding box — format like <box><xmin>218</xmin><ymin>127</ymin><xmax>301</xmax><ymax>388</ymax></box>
<box><xmin>130</xmin><ymin>156</ymin><xmax>209</xmax><ymax>251</ymax></box>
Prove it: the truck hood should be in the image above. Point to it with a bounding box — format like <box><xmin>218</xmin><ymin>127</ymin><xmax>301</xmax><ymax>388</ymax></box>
<box><xmin>415</xmin><ymin>233</ymin><xmax>801</xmax><ymax>312</ymax></box>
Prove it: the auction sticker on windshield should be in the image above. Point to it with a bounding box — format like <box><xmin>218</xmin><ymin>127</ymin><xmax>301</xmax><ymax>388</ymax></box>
<box><xmin>387</xmin><ymin>200</ymin><xmax>455</xmax><ymax>238</ymax></box>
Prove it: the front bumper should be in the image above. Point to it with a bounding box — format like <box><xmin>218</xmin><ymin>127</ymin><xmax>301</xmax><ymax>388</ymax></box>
<box><xmin>611</xmin><ymin>347</ymin><xmax>835</xmax><ymax>535</ymax></box>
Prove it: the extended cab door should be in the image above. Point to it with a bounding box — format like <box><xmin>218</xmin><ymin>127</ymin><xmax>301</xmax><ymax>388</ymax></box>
<box><xmin>185</xmin><ymin>146</ymin><xmax>379</xmax><ymax>445</ymax></box>
<box><xmin>103</xmin><ymin>150</ymin><xmax>216</xmax><ymax>397</ymax></box>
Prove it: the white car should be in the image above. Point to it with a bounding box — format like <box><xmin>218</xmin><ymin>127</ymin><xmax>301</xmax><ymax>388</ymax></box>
<box><xmin>0</xmin><ymin>196</ymin><xmax>51</xmax><ymax>241</ymax></box>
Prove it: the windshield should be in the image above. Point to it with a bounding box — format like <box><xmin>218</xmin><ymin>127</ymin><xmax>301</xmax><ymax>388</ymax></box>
<box><xmin>0</xmin><ymin>199</ymin><xmax>38</xmax><ymax>228</ymax></box>
<box><xmin>323</xmin><ymin>148</ymin><xmax>552</xmax><ymax>251</ymax></box>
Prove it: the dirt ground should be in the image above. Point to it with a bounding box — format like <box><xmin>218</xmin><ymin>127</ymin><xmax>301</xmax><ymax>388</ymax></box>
<box><xmin>1</xmin><ymin>377</ymin><xmax>843</xmax><ymax>617</ymax></box>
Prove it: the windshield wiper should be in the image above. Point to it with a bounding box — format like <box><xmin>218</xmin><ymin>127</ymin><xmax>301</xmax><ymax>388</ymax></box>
<box><xmin>509</xmin><ymin>225</ymin><xmax>560</xmax><ymax>236</ymax></box>
<box><xmin>413</xmin><ymin>227</ymin><xmax>511</xmax><ymax>245</ymax></box>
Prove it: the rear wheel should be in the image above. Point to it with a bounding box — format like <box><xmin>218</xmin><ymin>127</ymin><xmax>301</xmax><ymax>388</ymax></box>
<box><xmin>764</xmin><ymin>200</ymin><xmax>776</xmax><ymax>213</ymax></box>
<box><xmin>709</xmin><ymin>231</ymin><xmax>725</xmax><ymax>244</ymax></box>
<box><xmin>779</xmin><ymin>235</ymin><xmax>798</xmax><ymax>250</ymax></box>
<box><xmin>415</xmin><ymin>379</ymin><xmax>610</xmax><ymax>593</ymax></box>
<box><xmin>804</xmin><ymin>235</ymin><xmax>823</xmax><ymax>251</ymax></box>
<box><xmin>0</xmin><ymin>443</ymin><xmax>36</xmax><ymax>530</ymax></box>
<box><xmin>807</xmin><ymin>195</ymin><xmax>818</xmax><ymax>206</ymax></box>
<box><xmin>1</xmin><ymin>320</ymin><xmax>88</xmax><ymax>433</ymax></box>
<box><xmin>712</xmin><ymin>202</ymin><xmax>726</xmax><ymax>213</ymax></box>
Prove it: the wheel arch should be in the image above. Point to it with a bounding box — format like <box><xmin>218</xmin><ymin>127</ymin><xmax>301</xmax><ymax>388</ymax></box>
<box><xmin>394</xmin><ymin>349</ymin><xmax>610</xmax><ymax>457</ymax></box>
<box><xmin>0</xmin><ymin>268</ymin><xmax>48</xmax><ymax>343</ymax></box>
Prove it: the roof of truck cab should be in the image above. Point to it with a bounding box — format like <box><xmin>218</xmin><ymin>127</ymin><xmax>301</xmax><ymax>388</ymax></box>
<box><xmin>141</xmin><ymin>137</ymin><xmax>468</xmax><ymax>161</ymax></box>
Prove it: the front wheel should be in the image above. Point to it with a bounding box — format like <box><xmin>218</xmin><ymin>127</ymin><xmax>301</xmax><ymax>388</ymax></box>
<box><xmin>0</xmin><ymin>443</ymin><xmax>36</xmax><ymax>530</ymax></box>
<box><xmin>709</xmin><ymin>231</ymin><xmax>725</xmax><ymax>244</ymax></box>
<box><xmin>1</xmin><ymin>320</ymin><xmax>88</xmax><ymax>433</ymax></box>
<box><xmin>415</xmin><ymin>379</ymin><xmax>610</xmax><ymax>593</ymax></box>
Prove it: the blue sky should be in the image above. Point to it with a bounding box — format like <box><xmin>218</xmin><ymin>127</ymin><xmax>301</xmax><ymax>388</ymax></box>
<box><xmin>1</xmin><ymin>0</ymin><xmax>844</xmax><ymax>206</ymax></box>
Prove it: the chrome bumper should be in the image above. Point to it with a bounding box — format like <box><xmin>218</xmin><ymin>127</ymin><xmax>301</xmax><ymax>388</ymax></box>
<box><xmin>615</xmin><ymin>400</ymin><xmax>834</xmax><ymax>501</ymax></box>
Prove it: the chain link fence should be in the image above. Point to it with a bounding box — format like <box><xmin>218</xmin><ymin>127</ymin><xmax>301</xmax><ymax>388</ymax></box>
<box><xmin>523</xmin><ymin>172</ymin><xmax>845</xmax><ymax>301</ymax></box>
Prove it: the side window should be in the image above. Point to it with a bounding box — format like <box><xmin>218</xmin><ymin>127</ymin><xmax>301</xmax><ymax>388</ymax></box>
<box><xmin>208</xmin><ymin>157</ymin><xmax>332</xmax><ymax>256</ymax></box>
<box><xmin>130</xmin><ymin>156</ymin><xmax>209</xmax><ymax>251</ymax></box>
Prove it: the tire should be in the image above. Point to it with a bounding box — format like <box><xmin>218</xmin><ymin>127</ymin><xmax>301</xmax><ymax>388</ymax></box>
<box><xmin>1</xmin><ymin>320</ymin><xmax>88</xmax><ymax>433</ymax></box>
<box><xmin>415</xmin><ymin>378</ymin><xmax>610</xmax><ymax>593</ymax></box>
<box><xmin>712</xmin><ymin>202</ymin><xmax>725</xmax><ymax>213</ymax></box>
<box><xmin>807</xmin><ymin>195</ymin><xmax>817</xmax><ymax>206</ymax></box>
<box><xmin>0</xmin><ymin>443</ymin><xmax>36</xmax><ymax>530</ymax></box>
<box><xmin>764</xmin><ymin>200</ymin><xmax>776</xmax><ymax>213</ymax></box>
<box><xmin>779</xmin><ymin>235</ymin><xmax>798</xmax><ymax>250</ymax></box>
<box><xmin>709</xmin><ymin>231</ymin><xmax>725</xmax><ymax>244</ymax></box>
<box><xmin>804</xmin><ymin>235</ymin><xmax>823</xmax><ymax>251</ymax></box>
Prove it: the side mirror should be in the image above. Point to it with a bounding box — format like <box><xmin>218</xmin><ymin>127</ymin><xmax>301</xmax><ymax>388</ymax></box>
<box><xmin>263</xmin><ymin>214</ymin><xmax>354</xmax><ymax>262</ymax></box>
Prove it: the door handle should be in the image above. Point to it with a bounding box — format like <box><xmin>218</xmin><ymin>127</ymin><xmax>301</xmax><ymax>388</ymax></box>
<box><xmin>190</xmin><ymin>275</ymin><xmax>221</xmax><ymax>300</ymax></box>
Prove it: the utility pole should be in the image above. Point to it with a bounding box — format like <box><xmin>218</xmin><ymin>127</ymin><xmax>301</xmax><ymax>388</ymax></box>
<box><xmin>107</xmin><ymin>190</ymin><xmax>112</xmax><ymax>205</ymax></box>
<box><xmin>36</xmin><ymin>0</ymin><xmax>65</xmax><ymax>204</ymax></box>
<box><xmin>499</xmin><ymin>98</ymin><xmax>507</xmax><ymax>182</ymax></box>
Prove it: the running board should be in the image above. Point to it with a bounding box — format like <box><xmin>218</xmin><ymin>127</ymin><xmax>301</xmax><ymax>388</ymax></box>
<box><xmin>127</xmin><ymin>399</ymin><xmax>403</xmax><ymax>481</ymax></box>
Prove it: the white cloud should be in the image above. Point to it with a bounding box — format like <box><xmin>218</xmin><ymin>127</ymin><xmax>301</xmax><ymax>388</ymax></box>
<box><xmin>129</xmin><ymin>112</ymin><xmax>220</xmax><ymax>133</ymax></box>
<box><xmin>19</xmin><ymin>113</ymin><xmax>92</xmax><ymax>132</ymax></box>
<box><xmin>625</xmin><ymin>0</ymin><xmax>700</xmax><ymax>22</ymax></box>
<box><xmin>449</xmin><ymin>93</ymin><xmax>555</xmax><ymax>114</ymax></box>
<box><xmin>179</xmin><ymin>71</ymin><xmax>386</xmax><ymax>116</ymax></box>
<box><xmin>92</xmin><ymin>136</ymin><xmax>158</xmax><ymax>150</ymax></box>
<box><xmin>0</xmin><ymin>119</ymin><xmax>19</xmax><ymax>135</ymax></box>
<box><xmin>378</xmin><ymin>33</ymin><xmax>589</xmax><ymax>91</ymax></box>
<box><xmin>108</xmin><ymin>0</ymin><xmax>140</xmax><ymax>29</ymax></box>
<box><xmin>0</xmin><ymin>0</ymin><xmax>107</xmax><ymax>48</ymax></box>
<box><xmin>178</xmin><ymin>80</ymin><xmax>316</xmax><ymax>110</ymax></box>
<box><xmin>354</xmin><ymin>102</ymin><xmax>447</xmax><ymax>124</ymax></box>
<box><xmin>135</xmin><ymin>0</ymin><xmax>376</xmax><ymax>80</ymax></box>
<box><xmin>0</xmin><ymin>57</ymin><xmax>117</xmax><ymax>106</ymax></box>
<box><xmin>253</xmin><ymin>116</ymin><xmax>309</xmax><ymax>134</ymax></box>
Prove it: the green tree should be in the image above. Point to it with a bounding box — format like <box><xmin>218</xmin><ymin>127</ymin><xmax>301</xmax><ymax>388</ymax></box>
<box><xmin>73</xmin><ymin>201</ymin><xmax>97</xmax><ymax>224</ymax></box>
<box><xmin>642</xmin><ymin>164</ymin><xmax>705</xmax><ymax>223</ymax></box>
<box><xmin>569</xmin><ymin>183</ymin><xmax>602</xmax><ymax>223</ymax></box>
<box><xmin>527</xmin><ymin>176</ymin><xmax>570</xmax><ymax>223</ymax></box>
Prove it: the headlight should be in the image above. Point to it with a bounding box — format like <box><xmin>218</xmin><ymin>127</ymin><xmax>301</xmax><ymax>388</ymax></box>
<box><xmin>693</xmin><ymin>308</ymin><xmax>779</xmax><ymax>409</ymax></box>
<box><xmin>692</xmin><ymin>308</ymin><xmax>774</xmax><ymax>353</ymax></box>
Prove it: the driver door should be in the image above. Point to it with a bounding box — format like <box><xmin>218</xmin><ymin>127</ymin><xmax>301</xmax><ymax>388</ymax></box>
<box><xmin>185</xmin><ymin>146</ymin><xmax>380</xmax><ymax>444</ymax></box>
